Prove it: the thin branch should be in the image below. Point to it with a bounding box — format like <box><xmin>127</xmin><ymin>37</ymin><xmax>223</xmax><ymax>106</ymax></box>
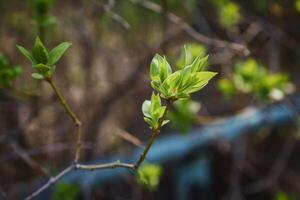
<box><xmin>103</xmin><ymin>3</ymin><xmax>131</xmax><ymax>30</ymax></box>
<box><xmin>243</xmin><ymin>137</ymin><xmax>296</xmax><ymax>194</ymax></box>
<box><xmin>46</xmin><ymin>78</ymin><xmax>82</xmax><ymax>163</ymax></box>
<box><xmin>114</xmin><ymin>129</ymin><xmax>143</xmax><ymax>147</ymax></box>
<box><xmin>130</xmin><ymin>0</ymin><xmax>250</xmax><ymax>56</ymax></box>
<box><xmin>24</xmin><ymin>161</ymin><xmax>134</xmax><ymax>199</ymax></box>
<box><xmin>0</xmin><ymin>142</ymin><xmax>93</xmax><ymax>163</ymax></box>
<box><xmin>9</xmin><ymin>142</ymin><xmax>50</xmax><ymax>177</ymax></box>
<box><xmin>25</xmin><ymin>63</ymin><xmax>173</xmax><ymax>198</ymax></box>
<box><xmin>134</xmin><ymin>100</ymin><xmax>172</xmax><ymax>170</ymax></box>
<box><xmin>0</xmin><ymin>186</ymin><xmax>7</xmax><ymax>200</ymax></box>
<box><xmin>76</xmin><ymin>161</ymin><xmax>134</xmax><ymax>170</ymax></box>
<box><xmin>25</xmin><ymin>165</ymin><xmax>75</xmax><ymax>200</ymax></box>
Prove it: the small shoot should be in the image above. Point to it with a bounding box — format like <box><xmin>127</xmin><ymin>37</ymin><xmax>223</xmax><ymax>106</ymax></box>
<box><xmin>149</xmin><ymin>51</ymin><xmax>216</xmax><ymax>100</ymax></box>
<box><xmin>142</xmin><ymin>93</ymin><xmax>169</xmax><ymax>130</ymax></box>
<box><xmin>17</xmin><ymin>37</ymin><xmax>71</xmax><ymax>80</ymax></box>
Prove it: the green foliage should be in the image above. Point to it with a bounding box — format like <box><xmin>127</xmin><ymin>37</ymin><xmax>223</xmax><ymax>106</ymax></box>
<box><xmin>51</xmin><ymin>182</ymin><xmax>79</xmax><ymax>200</ymax></box>
<box><xmin>212</xmin><ymin>0</ymin><xmax>240</xmax><ymax>28</ymax></box>
<box><xmin>144</xmin><ymin>45</ymin><xmax>216</xmax><ymax>130</ymax></box>
<box><xmin>218</xmin><ymin>58</ymin><xmax>293</xmax><ymax>101</ymax></box>
<box><xmin>17</xmin><ymin>37</ymin><xmax>71</xmax><ymax>80</ymax></box>
<box><xmin>0</xmin><ymin>53</ymin><xmax>22</xmax><ymax>88</ymax></box>
<box><xmin>136</xmin><ymin>163</ymin><xmax>162</xmax><ymax>191</ymax></box>
<box><xmin>274</xmin><ymin>191</ymin><xmax>295</xmax><ymax>200</ymax></box>
<box><xmin>149</xmin><ymin>51</ymin><xmax>216</xmax><ymax>100</ymax></box>
<box><xmin>167</xmin><ymin>99</ymin><xmax>201</xmax><ymax>133</ymax></box>
<box><xmin>295</xmin><ymin>0</ymin><xmax>300</xmax><ymax>12</ymax></box>
<box><xmin>29</xmin><ymin>0</ymin><xmax>56</xmax><ymax>28</ymax></box>
<box><xmin>142</xmin><ymin>93</ymin><xmax>169</xmax><ymax>130</ymax></box>
<box><xmin>165</xmin><ymin>44</ymin><xmax>206</xmax><ymax>132</ymax></box>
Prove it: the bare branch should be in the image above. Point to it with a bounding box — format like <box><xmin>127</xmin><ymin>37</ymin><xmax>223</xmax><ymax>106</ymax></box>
<box><xmin>76</xmin><ymin>161</ymin><xmax>134</xmax><ymax>170</ymax></box>
<box><xmin>103</xmin><ymin>0</ymin><xmax>131</xmax><ymax>30</ymax></box>
<box><xmin>25</xmin><ymin>165</ymin><xmax>75</xmax><ymax>200</ymax></box>
<box><xmin>130</xmin><ymin>0</ymin><xmax>250</xmax><ymax>56</ymax></box>
<box><xmin>9</xmin><ymin>142</ymin><xmax>49</xmax><ymax>177</ymax></box>
<box><xmin>114</xmin><ymin>129</ymin><xmax>143</xmax><ymax>147</ymax></box>
<box><xmin>0</xmin><ymin>186</ymin><xmax>7</xmax><ymax>200</ymax></box>
<box><xmin>47</xmin><ymin>79</ymin><xmax>82</xmax><ymax>163</ymax></box>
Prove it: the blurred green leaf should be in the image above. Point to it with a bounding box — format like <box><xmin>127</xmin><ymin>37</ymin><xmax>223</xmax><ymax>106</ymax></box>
<box><xmin>274</xmin><ymin>191</ymin><xmax>295</xmax><ymax>200</ymax></box>
<box><xmin>136</xmin><ymin>163</ymin><xmax>162</xmax><ymax>191</ymax></box>
<box><xmin>218</xmin><ymin>58</ymin><xmax>293</xmax><ymax>101</ymax></box>
<box><xmin>0</xmin><ymin>53</ymin><xmax>22</xmax><ymax>88</ymax></box>
<box><xmin>167</xmin><ymin>99</ymin><xmax>201</xmax><ymax>133</ymax></box>
<box><xmin>212</xmin><ymin>0</ymin><xmax>240</xmax><ymax>28</ymax></box>
<box><xmin>51</xmin><ymin>182</ymin><xmax>79</xmax><ymax>200</ymax></box>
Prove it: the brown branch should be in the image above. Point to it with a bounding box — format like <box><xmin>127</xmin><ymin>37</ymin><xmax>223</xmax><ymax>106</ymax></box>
<box><xmin>0</xmin><ymin>186</ymin><xmax>7</xmax><ymax>200</ymax></box>
<box><xmin>76</xmin><ymin>161</ymin><xmax>134</xmax><ymax>170</ymax></box>
<box><xmin>114</xmin><ymin>129</ymin><xmax>143</xmax><ymax>147</ymax></box>
<box><xmin>25</xmin><ymin>165</ymin><xmax>75</xmax><ymax>200</ymax></box>
<box><xmin>9</xmin><ymin>142</ymin><xmax>49</xmax><ymax>177</ymax></box>
<box><xmin>103</xmin><ymin>0</ymin><xmax>131</xmax><ymax>30</ymax></box>
<box><xmin>46</xmin><ymin>78</ymin><xmax>82</xmax><ymax>163</ymax></box>
<box><xmin>243</xmin><ymin>137</ymin><xmax>296</xmax><ymax>194</ymax></box>
<box><xmin>130</xmin><ymin>0</ymin><xmax>250</xmax><ymax>56</ymax></box>
<box><xmin>24</xmin><ymin>92</ymin><xmax>173</xmax><ymax>199</ymax></box>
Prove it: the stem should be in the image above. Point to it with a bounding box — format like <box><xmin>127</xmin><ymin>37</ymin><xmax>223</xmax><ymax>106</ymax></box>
<box><xmin>134</xmin><ymin>100</ymin><xmax>172</xmax><ymax>170</ymax></box>
<box><xmin>25</xmin><ymin>165</ymin><xmax>75</xmax><ymax>200</ymax></box>
<box><xmin>76</xmin><ymin>162</ymin><xmax>134</xmax><ymax>171</ymax></box>
<box><xmin>47</xmin><ymin>78</ymin><xmax>82</xmax><ymax>163</ymax></box>
<box><xmin>25</xmin><ymin>161</ymin><xmax>134</xmax><ymax>199</ymax></box>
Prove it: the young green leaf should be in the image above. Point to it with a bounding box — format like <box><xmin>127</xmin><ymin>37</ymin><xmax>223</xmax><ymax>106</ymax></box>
<box><xmin>190</xmin><ymin>55</ymin><xmax>209</xmax><ymax>72</ymax></box>
<box><xmin>150</xmin><ymin>54</ymin><xmax>172</xmax><ymax>83</ymax></box>
<box><xmin>32</xmin><ymin>37</ymin><xmax>49</xmax><ymax>64</ymax></box>
<box><xmin>16</xmin><ymin>45</ymin><xmax>35</xmax><ymax>64</ymax></box>
<box><xmin>48</xmin><ymin>42</ymin><xmax>72</xmax><ymax>65</ymax></box>
<box><xmin>142</xmin><ymin>100</ymin><xmax>151</xmax><ymax>118</ymax></box>
<box><xmin>183</xmin><ymin>72</ymin><xmax>217</xmax><ymax>94</ymax></box>
<box><xmin>142</xmin><ymin>93</ymin><xmax>167</xmax><ymax>129</ymax></box>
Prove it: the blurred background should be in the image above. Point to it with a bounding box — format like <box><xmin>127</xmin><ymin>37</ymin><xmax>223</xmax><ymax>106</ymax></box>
<box><xmin>1</xmin><ymin>0</ymin><xmax>300</xmax><ymax>199</ymax></box>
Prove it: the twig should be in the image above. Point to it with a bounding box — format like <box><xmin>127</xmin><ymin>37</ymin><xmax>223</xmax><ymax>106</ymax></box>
<box><xmin>46</xmin><ymin>78</ymin><xmax>82</xmax><ymax>163</ymax></box>
<box><xmin>24</xmin><ymin>161</ymin><xmax>135</xmax><ymax>200</ymax></box>
<box><xmin>114</xmin><ymin>129</ymin><xmax>143</xmax><ymax>147</ymax></box>
<box><xmin>99</xmin><ymin>0</ymin><xmax>131</xmax><ymax>30</ymax></box>
<box><xmin>134</xmin><ymin>100</ymin><xmax>172</xmax><ymax>170</ymax></box>
<box><xmin>24</xmin><ymin>88</ymin><xmax>172</xmax><ymax>199</ymax></box>
<box><xmin>9</xmin><ymin>142</ymin><xmax>50</xmax><ymax>177</ymax></box>
<box><xmin>228</xmin><ymin>137</ymin><xmax>246</xmax><ymax>200</ymax></box>
<box><xmin>130</xmin><ymin>0</ymin><xmax>250</xmax><ymax>56</ymax></box>
<box><xmin>76</xmin><ymin>161</ymin><xmax>134</xmax><ymax>170</ymax></box>
<box><xmin>0</xmin><ymin>186</ymin><xmax>7</xmax><ymax>200</ymax></box>
<box><xmin>0</xmin><ymin>142</ymin><xmax>93</xmax><ymax>163</ymax></box>
<box><xmin>243</xmin><ymin>137</ymin><xmax>296</xmax><ymax>194</ymax></box>
<box><xmin>25</xmin><ymin>165</ymin><xmax>75</xmax><ymax>200</ymax></box>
